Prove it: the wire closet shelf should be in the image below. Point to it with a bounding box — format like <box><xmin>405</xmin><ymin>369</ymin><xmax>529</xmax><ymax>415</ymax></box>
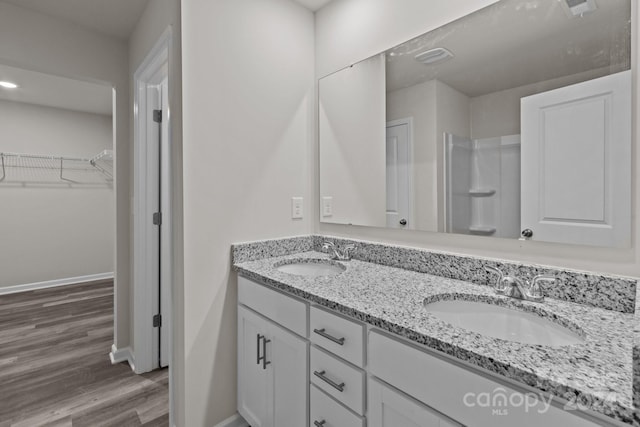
<box><xmin>0</xmin><ymin>150</ymin><xmax>113</xmax><ymax>184</ymax></box>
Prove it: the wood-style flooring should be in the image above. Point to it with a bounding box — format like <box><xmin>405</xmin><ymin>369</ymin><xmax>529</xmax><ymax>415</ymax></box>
<box><xmin>0</xmin><ymin>280</ymin><xmax>169</xmax><ymax>427</ymax></box>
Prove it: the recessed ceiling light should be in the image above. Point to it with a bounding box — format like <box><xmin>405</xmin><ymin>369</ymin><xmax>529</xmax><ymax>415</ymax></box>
<box><xmin>414</xmin><ymin>48</ymin><xmax>454</xmax><ymax>65</ymax></box>
<box><xmin>0</xmin><ymin>81</ymin><xmax>18</xmax><ymax>89</ymax></box>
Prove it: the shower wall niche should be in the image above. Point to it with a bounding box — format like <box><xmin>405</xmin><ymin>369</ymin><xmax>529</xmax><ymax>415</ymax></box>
<box><xmin>445</xmin><ymin>133</ymin><xmax>520</xmax><ymax>238</ymax></box>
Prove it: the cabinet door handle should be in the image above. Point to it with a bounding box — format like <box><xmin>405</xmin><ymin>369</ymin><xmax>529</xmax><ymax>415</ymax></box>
<box><xmin>257</xmin><ymin>334</ymin><xmax>271</xmax><ymax>369</ymax></box>
<box><xmin>262</xmin><ymin>336</ymin><xmax>271</xmax><ymax>370</ymax></box>
<box><xmin>313</xmin><ymin>328</ymin><xmax>345</xmax><ymax>345</ymax></box>
<box><xmin>256</xmin><ymin>334</ymin><xmax>263</xmax><ymax>365</ymax></box>
<box><xmin>313</xmin><ymin>370</ymin><xmax>345</xmax><ymax>392</ymax></box>
<box><xmin>313</xmin><ymin>421</ymin><xmax>326</xmax><ymax>427</ymax></box>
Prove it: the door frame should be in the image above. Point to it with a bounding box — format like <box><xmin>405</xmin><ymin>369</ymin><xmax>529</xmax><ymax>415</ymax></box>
<box><xmin>132</xmin><ymin>27</ymin><xmax>173</xmax><ymax>375</ymax></box>
<box><xmin>385</xmin><ymin>117</ymin><xmax>414</xmax><ymax>229</ymax></box>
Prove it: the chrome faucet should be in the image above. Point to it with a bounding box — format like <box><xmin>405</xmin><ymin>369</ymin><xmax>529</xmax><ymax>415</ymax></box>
<box><xmin>484</xmin><ymin>266</ymin><xmax>555</xmax><ymax>303</ymax></box>
<box><xmin>322</xmin><ymin>241</ymin><xmax>356</xmax><ymax>261</ymax></box>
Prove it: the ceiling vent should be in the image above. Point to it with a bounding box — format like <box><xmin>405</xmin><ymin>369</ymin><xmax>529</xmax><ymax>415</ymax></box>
<box><xmin>414</xmin><ymin>48</ymin><xmax>454</xmax><ymax>65</ymax></box>
<box><xmin>564</xmin><ymin>0</ymin><xmax>597</xmax><ymax>17</ymax></box>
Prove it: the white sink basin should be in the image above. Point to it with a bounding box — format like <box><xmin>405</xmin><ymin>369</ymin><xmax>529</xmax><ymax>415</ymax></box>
<box><xmin>275</xmin><ymin>259</ymin><xmax>345</xmax><ymax>277</ymax></box>
<box><xmin>424</xmin><ymin>299</ymin><xmax>585</xmax><ymax>347</ymax></box>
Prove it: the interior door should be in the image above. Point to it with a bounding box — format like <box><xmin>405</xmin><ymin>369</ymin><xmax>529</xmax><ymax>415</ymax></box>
<box><xmin>520</xmin><ymin>71</ymin><xmax>631</xmax><ymax>247</ymax></box>
<box><xmin>386</xmin><ymin>121</ymin><xmax>411</xmax><ymax>229</ymax></box>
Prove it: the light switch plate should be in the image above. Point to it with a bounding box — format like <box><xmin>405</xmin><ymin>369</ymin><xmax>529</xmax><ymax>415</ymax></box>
<box><xmin>291</xmin><ymin>197</ymin><xmax>303</xmax><ymax>219</ymax></box>
<box><xmin>322</xmin><ymin>196</ymin><xmax>333</xmax><ymax>217</ymax></box>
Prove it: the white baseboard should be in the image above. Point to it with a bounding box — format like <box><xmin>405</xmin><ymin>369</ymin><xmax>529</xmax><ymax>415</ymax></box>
<box><xmin>213</xmin><ymin>414</ymin><xmax>248</xmax><ymax>427</ymax></box>
<box><xmin>109</xmin><ymin>343</ymin><xmax>136</xmax><ymax>371</ymax></box>
<box><xmin>0</xmin><ymin>272</ymin><xmax>114</xmax><ymax>296</ymax></box>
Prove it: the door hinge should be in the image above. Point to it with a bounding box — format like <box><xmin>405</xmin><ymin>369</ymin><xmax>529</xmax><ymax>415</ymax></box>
<box><xmin>153</xmin><ymin>314</ymin><xmax>162</xmax><ymax>328</ymax></box>
<box><xmin>153</xmin><ymin>109</ymin><xmax>162</xmax><ymax>123</ymax></box>
<box><xmin>153</xmin><ymin>212</ymin><xmax>162</xmax><ymax>226</ymax></box>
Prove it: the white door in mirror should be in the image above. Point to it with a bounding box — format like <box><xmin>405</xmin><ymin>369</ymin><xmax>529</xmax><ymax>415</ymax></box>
<box><xmin>386</xmin><ymin>120</ymin><xmax>411</xmax><ymax>228</ymax></box>
<box><xmin>520</xmin><ymin>70</ymin><xmax>631</xmax><ymax>248</ymax></box>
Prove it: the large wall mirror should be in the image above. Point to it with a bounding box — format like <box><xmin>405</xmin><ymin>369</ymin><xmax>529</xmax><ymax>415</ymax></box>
<box><xmin>319</xmin><ymin>0</ymin><xmax>632</xmax><ymax>248</ymax></box>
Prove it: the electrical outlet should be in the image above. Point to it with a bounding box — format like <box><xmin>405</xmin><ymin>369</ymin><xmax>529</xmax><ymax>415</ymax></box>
<box><xmin>291</xmin><ymin>197</ymin><xmax>303</xmax><ymax>219</ymax></box>
<box><xmin>322</xmin><ymin>196</ymin><xmax>333</xmax><ymax>217</ymax></box>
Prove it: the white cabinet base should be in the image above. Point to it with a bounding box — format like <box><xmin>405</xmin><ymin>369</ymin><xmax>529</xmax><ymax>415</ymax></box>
<box><xmin>237</xmin><ymin>276</ymin><xmax>616</xmax><ymax>427</ymax></box>
<box><xmin>368</xmin><ymin>330</ymin><xmax>603</xmax><ymax>427</ymax></box>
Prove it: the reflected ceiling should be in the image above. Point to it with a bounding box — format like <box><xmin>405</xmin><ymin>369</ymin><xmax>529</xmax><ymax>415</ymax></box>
<box><xmin>386</xmin><ymin>0</ymin><xmax>631</xmax><ymax>96</ymax></box>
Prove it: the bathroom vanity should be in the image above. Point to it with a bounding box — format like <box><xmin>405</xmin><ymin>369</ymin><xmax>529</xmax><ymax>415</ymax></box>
<box><xmin>233</xmin><ymin>236</ymin><xmax>637</xmax><ymax>427</ymax></box>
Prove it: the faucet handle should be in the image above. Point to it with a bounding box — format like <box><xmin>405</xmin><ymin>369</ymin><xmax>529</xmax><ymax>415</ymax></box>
<box><xmin>531</xmin><ymin>274</ymin><xmax>555</xmax><ymax>284</ymax></box>
<box><xmin>322</xmin><ymin>241</ymin><xmax>335</xmax><ymax>250</ymax></box>
<box><xmin>528</xmin><ymin>275</ymin><xmax>555</xmax><ymax>300</ymax></box>
<box><xmin>342</xmin><ymin>244</ymin><xmax>356</xmax><ymax>257</ymax></box>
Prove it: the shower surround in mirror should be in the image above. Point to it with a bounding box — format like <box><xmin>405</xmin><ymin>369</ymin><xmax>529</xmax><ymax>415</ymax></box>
<box><xmin>445</xmin><ymin>134</ymin><xmax>520</xmax><ymax>238</ymax></box>
<box><xmin>318</xmin><ymin>0</ymin><xmax>632</xmax><ymax>248</ymax></box>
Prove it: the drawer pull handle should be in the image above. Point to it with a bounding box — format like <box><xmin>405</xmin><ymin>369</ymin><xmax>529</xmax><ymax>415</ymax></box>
<box><xmin>314</xmin><ymin>421</ymin><xmax>326</xmax><ymax>427</ymax></box>
<box><xmin>313</xmin><ymin>328</ymin><xmax>345</xmax><ymax>345</ymax></box>
<box><xmin>314</xmin><ymin>370</ymin><xmax>345</xmax><ymax>392</ymax></box>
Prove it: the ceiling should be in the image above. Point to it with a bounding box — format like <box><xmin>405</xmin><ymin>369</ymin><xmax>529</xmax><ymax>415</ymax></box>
<box><xmin>293</xmin><ymin>0</ymin><xmax>333</xmax><ymax>11</ymax></box>
<box><xmin>0</xmin><ymin>0</ymin><xmax>148</xmax><ymax>114</ymax></box>
<box><xmin>0</xmin><ymin>0</ymin><xmax>150</xmax><ymax>40</ymax></box>
<box><xmin>385</xmin><ymin>0</ymin><xmax>631</xmax><ymax>97</ymax></box>
<box><xmin>0</xmin><ymin>64</ymin><xmax>112</xmax><ymax>115</ymax></box>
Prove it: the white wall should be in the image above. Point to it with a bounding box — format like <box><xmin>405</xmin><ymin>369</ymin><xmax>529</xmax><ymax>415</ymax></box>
<box><xmin>320</xmin><ymin>54</ymin><xmax>386</xmax><ymax>227</ymax></box>
<box><xmin>0</xmin><ymin>100</ymin><xmax>113</xmax><ymax>287</ymax></box>
<box><xmin>181</xmin><ymin>0</ymin><xmax>314</xmax><ymax>425</ymax></box>
<box><xmin>316</xmin><ymin>0</ymin><xmax>640</xmax><ymax>277</ymax></box>
<box><xmin>0</xmin><ymin>2</ymin><xmax>131</xmax><ymax>346</ymax></box>
<box><xmin>470</xmin><ymin>67</ymin><xmax>612</xmax><ymax>139</ymax></box>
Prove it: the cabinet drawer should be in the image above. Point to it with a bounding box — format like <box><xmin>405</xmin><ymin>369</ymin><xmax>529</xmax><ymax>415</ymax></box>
<box><xmin>368</xmin><ymin>331</ymin><xmax>602</xmax><ymax>427</ymax></box>
<box><xmin>368</xmin><ymin>378</ymin><xmax>460</xmax><ymax>427</ymax></box>
<box><xmin>310</xmin><ymin>384</ymin><xmax>365</xmax><ymax>427</ymax></box>
<box><xmin>310</xmin><ymin>306</ymin><xmax>364</xmax><ymax>367</ymax></box>
<box><xmin>310</xmin><ymin>346</ymin><xmax>366</xmax><ymax>415</ymax></box>
<box><xmin>238</xmin><ymin>276</ymin><xmax>307</xmax><ymax>337</ymax></box>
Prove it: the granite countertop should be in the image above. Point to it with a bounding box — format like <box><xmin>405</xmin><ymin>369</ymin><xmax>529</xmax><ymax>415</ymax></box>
<box><xmin>234</xmin><ymin>250</ymin><xmax>635</xmax><ymax>424</ymax></box>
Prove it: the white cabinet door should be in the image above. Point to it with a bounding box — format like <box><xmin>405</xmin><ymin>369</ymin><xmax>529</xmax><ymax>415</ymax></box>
<box><xmin>368</xmin><ymin>378</ymin><xmax>460</xmax><ymax>427</ymax></box>
<box><xmin>237</xmin><ymin>306</ymin><xmax>272</xmax><ymax>427</ymax></box>
<box><xmin>238</xmin><ymin>305</ymin><xmax>309</xmax><ymax>427</ymax></box>
<box><xmin>270</xmin><ymin>316</ymin><xmax>308</xmax><ymax>427</ymax></box>
<box><xmin>520</xmin><ymin>70</ymin><xmax>631</xmax><ymax>247</ymax></box>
